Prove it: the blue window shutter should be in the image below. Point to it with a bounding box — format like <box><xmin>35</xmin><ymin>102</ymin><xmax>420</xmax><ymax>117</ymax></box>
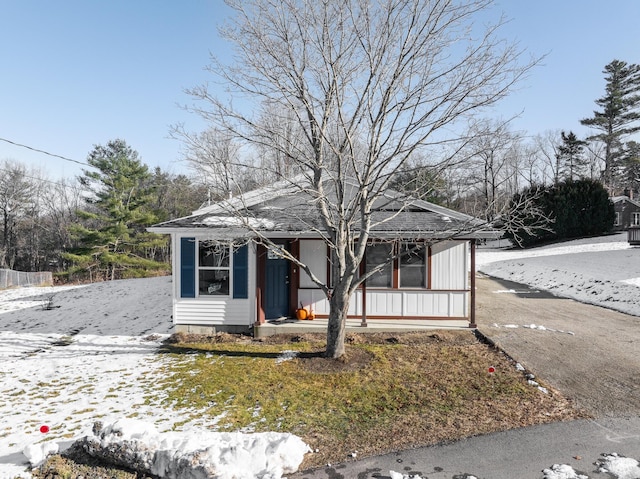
<box><xmin>180</xmin><ymin>237</ymin><xmax>196</xmax><ymax>298</ymax></box>
<box><xmin>233</xmin><ymin>244</ymin><xmax>249</xmax><ymax>299</ymax></box>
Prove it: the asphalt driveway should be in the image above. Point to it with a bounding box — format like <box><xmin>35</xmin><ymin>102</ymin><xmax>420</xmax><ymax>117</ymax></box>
<box><xmin>476</xmin><ymin>274</ymin><xmax>640</xmax><ymax>417</ymax></box>
<box><xmin>290</xmin><ymin>274</ymin><xmax>640</xmax><ymax>479</ymax></box>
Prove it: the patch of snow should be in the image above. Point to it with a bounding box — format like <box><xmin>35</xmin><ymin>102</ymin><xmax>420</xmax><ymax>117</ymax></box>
<box><xmin>477</xmin><ymin>237</ymin><xmax>632</xmax><ymax>267</ymax></box>
<box><xmin>201</xmin><ymin>216</ymin><xmax>276</xmax><ymax>230</ymax></box>
<box><xmin>80</xmin><ymin>418</ymin><xmax>310</xmax><ymax>479</ymax></box>
<box><xmin>22</xmin><ymin>442</ymin><xmax>59</xmax><ymax>468</ymax></box>
<box><xmin>0</xmin><ymin>277</ymin><xmax>310</xmax><ymax>478</ymax></box>
<box><xmin>524</xmin><ymin>324</ymin><xmax>547</xmax><ymax>330</ymax></box>
<box><xmin>542</xmin><ymin>464</ymin><xmax>588</xmax><ymax>479</ymax></box>
<box><xmin>276</xmin><ymin>350</ymin><xmax>299</xmax><ymax>364</ymax></box>
<box><xmin>390</xmin><ymin>471</ymin><xmax>424</xmax><ymax>479</ymax></box>
<box><xmin>620</xmin><ymin>277</ymin><xmax>640</xmax><ymax>287</ymax></box>
<box><xmin>596</xmin><ymin>453</ymin><xmax>640</xmax><ymax>479</ymax></box>
<box><xmin>478</xmin><ymin>234</ymin><xmax>640</xmax><ymax>318</ymax></box>
<box><xmin>543</xmin><ymin>453</ymin><xmax>640</xmax><ymax>479</ymax></box>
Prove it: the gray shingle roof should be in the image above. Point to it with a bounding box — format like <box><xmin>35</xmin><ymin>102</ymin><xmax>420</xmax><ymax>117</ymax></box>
<box><xmin>149</xmin><ymin>177</ymin><xmax>501</xmax><ymax>240</ymax></box>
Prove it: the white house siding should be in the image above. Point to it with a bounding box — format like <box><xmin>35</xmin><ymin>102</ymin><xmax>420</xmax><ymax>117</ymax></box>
<box><xmin>299</xmin><ymin>239</ymin><xmax>327</xmax><ymax>288</ymax></box>
<box><xmin>174</xmin><ymin>299</ymin><xmax>252</xmax><ymax>327</ymax></box>
<box><xmin>297</xmin><ymin>290</ymin><xmax>468</xmax><ymax>318</ymax></box>
<box><xmin>403</xmin><ymin>290</ymin><xmax>468</xmax><ymax>317</ymax></box>
<box><xmin>430</xmin><ymin>241</ymin><xmax>468</xmax><ymax>290</ymax></box>
<box><xmin>296</xmin><ymin>239</ymin><xmax>469</xmax><ymax>319</ymax></box>
<box><xmin>172</xmin><ymin>236</ymin><xmax>256</xmax><ymax>329</ymax></box>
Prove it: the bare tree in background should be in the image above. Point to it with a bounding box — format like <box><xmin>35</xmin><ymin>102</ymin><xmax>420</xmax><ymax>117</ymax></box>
<box><xmin>532</xmin><ymin>130</ymin><xmax>563</xmax><ymax>186</ymax></box>
<box><xmin>0</xmin><ymin>161</ymin><xmax>38</xmax><ymax>269</ymax></box>
<box><xmin>461</xmin><ymin>118</ymin><xmax>524</xmax><ymax>221</ymax></box>
<box><xmin>584</xmin><ymin>141</ymin><xmax>606</xmax><ymax>181</ymax></box>
<box><xmin>183</xmin><ymin>0</ymin><xmax>537</xmax><ymax>358</ymax></box>
<box><xmin>518</xmin><ymin>141</ymin><xmax>545</xmax><ymax>187</ymax></box>
<box><xmin>172</xmin><ymin>126</ymin><xmax>258</xmax><ymax>200</ymax></box>
<box><xmin>39</xmin><ymin>178</ymin><xmax>83</xmax><ymax>270</ymax></box>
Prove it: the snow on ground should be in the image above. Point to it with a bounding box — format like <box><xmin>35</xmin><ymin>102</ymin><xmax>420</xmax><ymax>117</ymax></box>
<box><xmin>541</xmin><ymin>454</ymin><xmax>640</xmax><ymax>479</ymax></box>
<box><xmin>0</xmin><ymin>276</ymin><xmax>174</xmax><ymax>335</ymax></box>
<box><xmin>477</xmin><ymin>232</ymin><xmax>640</xmax><ymax>318</ymax></box>
<box><xmin>1</xmin><ymin>234</ymin><xmax>639</xmax><ymax>478</ymax></box>
<box><xmin>0</xmin><ymin>277</ymin><xmax>309</xmax><ymax>479</ymax></box>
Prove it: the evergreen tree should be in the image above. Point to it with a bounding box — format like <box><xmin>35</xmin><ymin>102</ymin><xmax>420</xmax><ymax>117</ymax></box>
<box><xmin>64</xmin><ymin>140</ymin><xmax>168</xmax><ymax>281</ymax></box>
<box><xmin>505</xmin><ymin>179</ymin><xmax>614</xmax><ymax>247</ymax></box>
<box><xmin>556</xmin><ymin>131</ymin><xmax>587</xmax><ymax>181</ymax></box>
<box><xmin>623</xmin><ymin>141</ymin><xmax>640</xmax><ymax>197</ymax></box>
<box><xmin>390</xmin><ymin>163</ymin><xmax>448</xmax><ymax>205</ymax></box>
<box><xmin>581</xmin><ymin>60</ymin><xmax>640</xmax><ymax>191</ymax></box>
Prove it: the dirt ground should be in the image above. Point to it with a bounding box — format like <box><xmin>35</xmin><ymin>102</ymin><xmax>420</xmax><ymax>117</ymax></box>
<box><xmin>476</xmin><ymin>273</ymin><xmax>640</xmax><ymax>417</ymax></box>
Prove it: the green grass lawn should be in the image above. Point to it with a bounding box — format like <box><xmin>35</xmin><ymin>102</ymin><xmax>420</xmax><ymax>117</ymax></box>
<box><xmin>154</xmin><ymin>331</ymin><xmax>582</xmax><ymax>468</ymax></box>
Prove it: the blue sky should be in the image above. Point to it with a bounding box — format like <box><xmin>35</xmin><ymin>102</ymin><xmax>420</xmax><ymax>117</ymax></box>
<box><xmin>1</xmin><ymin>1</ymin><xmax>640</xmax><ymax>180</ymax></box>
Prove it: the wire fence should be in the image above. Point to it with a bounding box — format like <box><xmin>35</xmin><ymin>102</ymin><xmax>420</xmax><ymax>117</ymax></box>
<box><xmin>0</xmin><ymin>269</ymin><xmax>53</xmax><ymax>289</ymax></box>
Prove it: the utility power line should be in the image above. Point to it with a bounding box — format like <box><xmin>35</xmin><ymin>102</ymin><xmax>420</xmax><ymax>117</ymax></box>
<box><xmin>0</xmin><ymin>137</ymin><xmax>92</xmax><ymax>167</ymax></box>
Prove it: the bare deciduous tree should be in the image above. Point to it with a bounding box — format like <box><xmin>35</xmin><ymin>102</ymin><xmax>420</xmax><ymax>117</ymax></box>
<box><xmin>0</xmin><ymin>161</ymin><xmax>38</xmax><ymax>269</ymax></box>
<box><xmin>461</xmin><ymin>118</ymin><xmax>524</xmax><ymax>221</ymax></box>
<box><xmin>532</xmin><ymin>130</ymin><xmax>563</xmax><ymax>186</ymax></box>
<box><xmin>183</xmin><ymin>0</ymin><xmax>537</xmax><ymax>357</ymax></box>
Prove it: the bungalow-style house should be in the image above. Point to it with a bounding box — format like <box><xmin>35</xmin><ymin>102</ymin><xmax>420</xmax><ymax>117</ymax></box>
<box><xmin>148</xmin><ymin>178</ymin><xmax>501</xmax><ymax>336</ymax></box>
<box><xmin>611</xmin><ymin>195</ymin><xmax>640</xmax><ymax>231</ymax></box>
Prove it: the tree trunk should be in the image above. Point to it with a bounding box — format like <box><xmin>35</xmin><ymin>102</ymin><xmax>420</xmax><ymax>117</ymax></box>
<box><xmin>325</xmin><ymin>287</ymin><xmax>351</xmax><ymax>358</ymax></box>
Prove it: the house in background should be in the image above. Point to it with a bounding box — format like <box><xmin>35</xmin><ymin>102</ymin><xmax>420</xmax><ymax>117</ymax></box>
<box><xmin>148</xmin><ymin>178</ymin><xmax>501</xmax><ymax>336</ymax></box>
<box><xmin>611</xmin><ymin>195</ymin><xmax>640</xmax><ymax>231</ymax></box>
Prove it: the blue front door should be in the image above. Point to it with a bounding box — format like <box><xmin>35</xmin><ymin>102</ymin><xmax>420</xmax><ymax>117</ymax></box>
<box><xmin>264</xmin><ymin>245</ymin><xmax>290</xmax><ymax>319</ymax></box>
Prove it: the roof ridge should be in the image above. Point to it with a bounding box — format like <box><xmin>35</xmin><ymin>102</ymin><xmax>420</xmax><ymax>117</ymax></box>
<box><xmin>193</xmin><ymin>173</ymin><xmax>310</xmax><ymax>215</ymax></box>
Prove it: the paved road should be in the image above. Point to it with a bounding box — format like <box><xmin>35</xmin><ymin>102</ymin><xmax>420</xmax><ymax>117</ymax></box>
<box><xmin>290</xmin><ymin>417</ymin><xmax>640</xmax><ymax>479</ymax></box>
<box><xmin>290</xmin><ymin>275</ymin><xmax>640</xmax><ymax>478</ymax></box>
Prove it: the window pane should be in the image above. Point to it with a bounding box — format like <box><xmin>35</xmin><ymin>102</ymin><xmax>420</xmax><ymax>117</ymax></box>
<box><xmin>199</xmin><ymin>241</ymin><xmax>230</xmax><ymax>267</ymax></box>
<box><xmin>199</xmin><ymin>270</ymin><xmax>230</xmax><ymax>295</ymax></box>
<box><xmin>400</xmin><ymin>244</ymin><xmax>425</xmax><ymax>288</ymax></box>
<box><xmin>366</xmin><ymin>243</ymin><xmax>392</xmax><ymax>287</ymax></box>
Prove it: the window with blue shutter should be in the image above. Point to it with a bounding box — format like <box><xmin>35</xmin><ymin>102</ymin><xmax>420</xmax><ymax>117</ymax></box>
<box><xmin>233</xmin><ymin>244</ymin><xmax>249</xmax><ymax>299</ymax></box>
<box><xmin>180</xmin><ymin>237</ymin><xmax>196</xmax><ymax>298</ymax></box>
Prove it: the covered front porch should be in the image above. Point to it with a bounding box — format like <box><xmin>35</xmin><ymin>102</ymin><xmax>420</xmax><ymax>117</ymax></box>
<box><xmin>253</xmin><ymin>316</ymin><xmax>472</xmax><ymax>338</ymax></box>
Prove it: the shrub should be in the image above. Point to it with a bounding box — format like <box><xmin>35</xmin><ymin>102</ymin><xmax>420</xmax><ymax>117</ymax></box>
<box><xmin>505</xmin><ymin>179</ymin><xmax>614</xmax><ymax>247</ymax></box>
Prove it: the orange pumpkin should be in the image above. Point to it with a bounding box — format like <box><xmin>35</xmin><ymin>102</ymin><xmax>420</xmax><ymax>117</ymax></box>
<box><xmin>296</xmin><ymin>308</ymin><xmax>308</xmax><ymax>320</ymax></box>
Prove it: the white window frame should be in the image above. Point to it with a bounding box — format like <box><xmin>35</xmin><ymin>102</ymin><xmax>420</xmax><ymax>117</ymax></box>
<box><xmin>633</xmin><ymin>212</ymin><xmax>640</xmax><ymax>226</ymax></box>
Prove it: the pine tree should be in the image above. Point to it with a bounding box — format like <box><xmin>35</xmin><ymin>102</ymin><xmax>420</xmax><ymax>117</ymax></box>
<box><xmin>556</xmin><ymin>131</ymin><xmax>587</xmax><ymax>181</ymax></box>
<box><xmin>581</xmin><ymin>60</ymin><xmax>640</xmax><ymax>192</ymax></box>
<box><xmin>623</xmin><ymin>141</ymin><xmax>640</xmax><ymax>197</ymax></box>
<box><xmin>64</xmin><ymin>140</ymin><xmax>168</xmax><ymax>281</ymax></box>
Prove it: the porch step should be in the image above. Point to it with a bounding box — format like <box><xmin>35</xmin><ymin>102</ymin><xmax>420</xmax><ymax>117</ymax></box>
<box><xmin>253</xmin><ymin>318</ymin><xmax>470</xmax><ymax>338</ymax></box>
